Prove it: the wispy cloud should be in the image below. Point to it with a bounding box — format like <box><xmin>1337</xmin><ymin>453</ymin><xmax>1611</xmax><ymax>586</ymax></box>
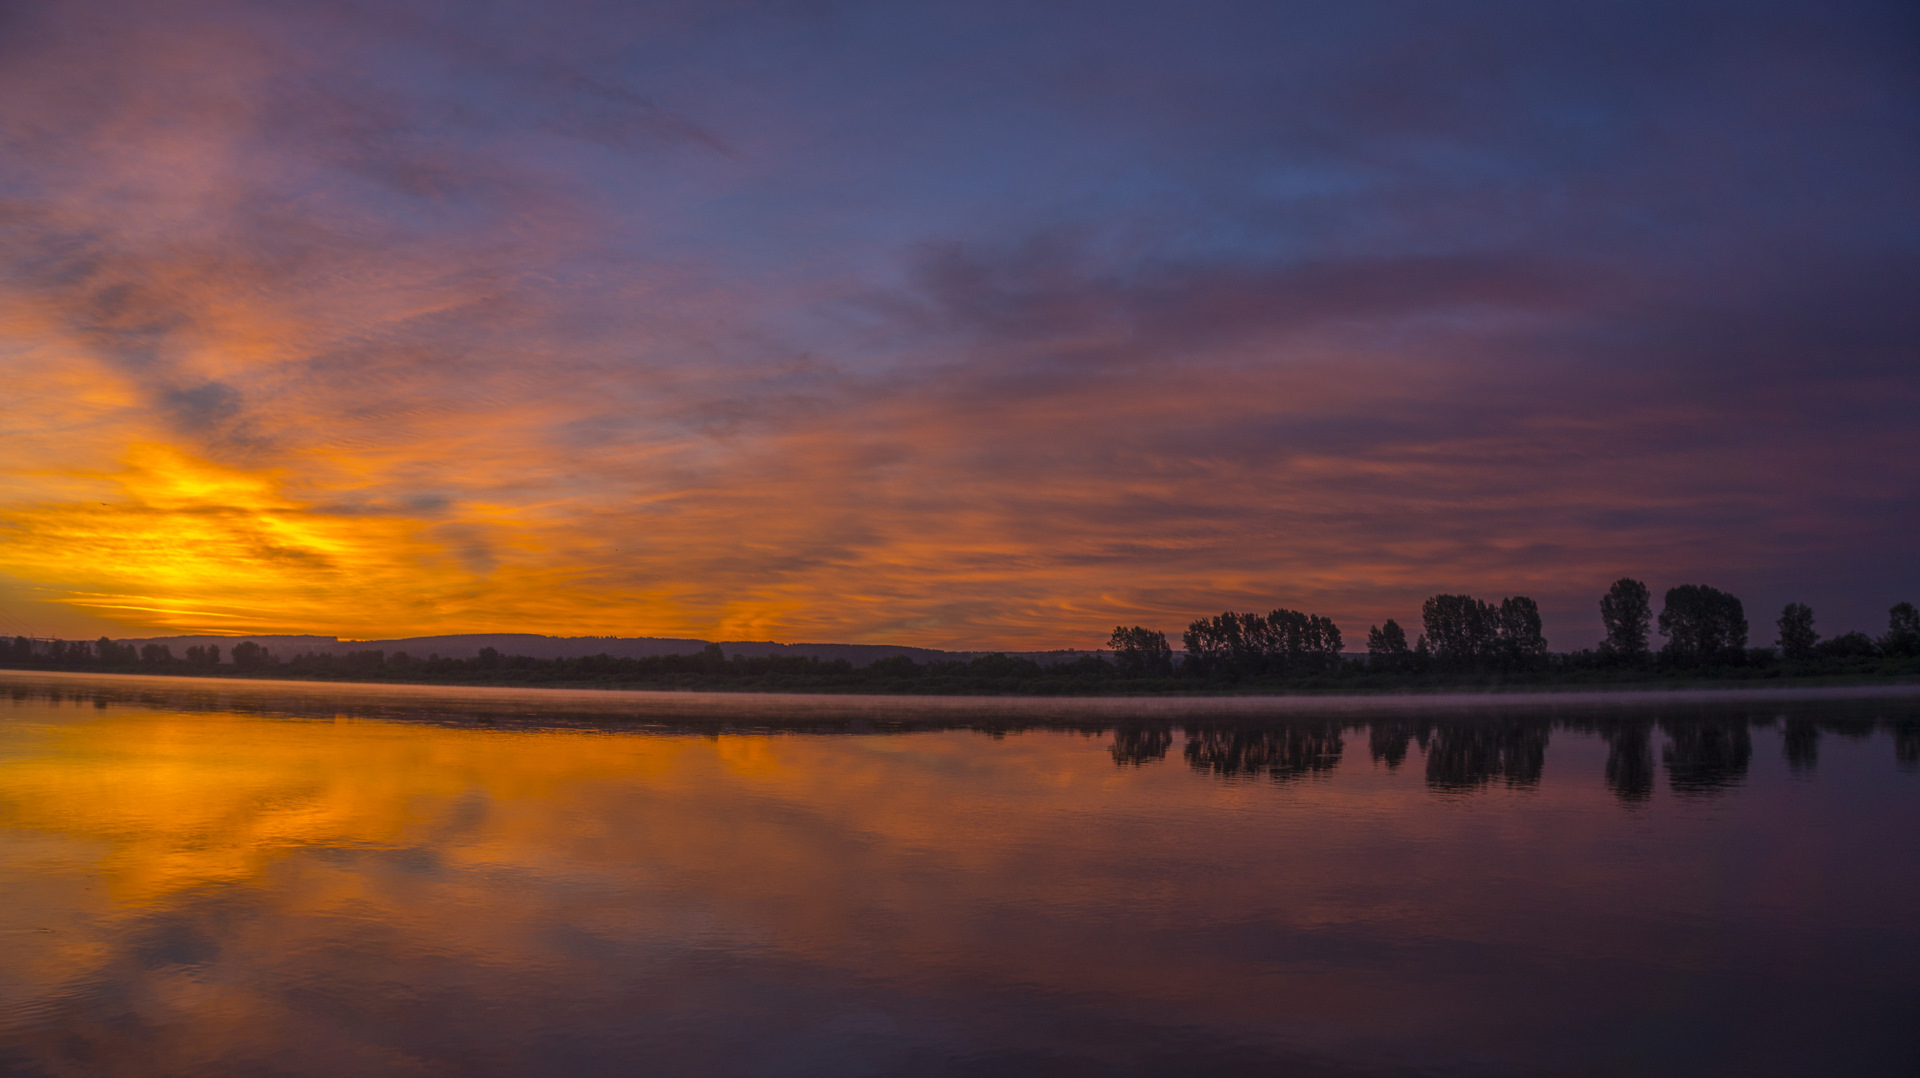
<box><xmin>1</xmin><ymin>0</ymin><xmax>1915</xmax><ymax>645</ymax></box>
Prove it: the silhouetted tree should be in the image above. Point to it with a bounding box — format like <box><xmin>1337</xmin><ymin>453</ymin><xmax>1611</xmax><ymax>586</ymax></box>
<box><xmin>1182</xmin><ymin>608</ymin><xmax>1342</xmax><ymax>677</ymax></box>
<box><xmin>1599</xmin><ymin>578</ymin><xmax>1652</xmax><ymax>660</ymax></box>
<box><xmin>1366</xmin><ymin>619</ymin><xmax>1411</xmax><ymax>669</ymax></box>
<box><xmin>1816</xmin><ymin>631</ymin><xmax>1877</xmax><ymax>659</ymax></box>
<box><xmin>1275</xmin><ymin>609</ymin><xmax>1342</xmax><ymax>671</ymax></box>
<box><xmin>1882</xmin><ymin>602</ymin><xmax>1920</xmax><ymax>657</ymax></box>
<box><xmin>230</xmin><ymin>641</ymin><xmax>275</xmax><ymax>669</ymax></box>
<box><xmin>184</xmin><ymin>644</ymin><xmax>221</xmax><ymax>666</ymax></box>
<box><xmin>1776</xmin><ymin>603</ymin><xmax>1818</xmax><ymax>660</ymax></box>
<box><xmin>93</xmin><ymin>637</ymin><xmax>138</xmax><ymax>666</ymax></box>
<box><xmin>476</xmin><ymin>646</ymin><xmax>501</xmax><ymax>670</ymax></box>
<box><xmin>1108</xmin><ymin>626</ymin><xmax>1173</xmax><ymax>676</ymax></box>
<box><xmin>1183</xmin><ymin>613</ymin><xmax>1232</xmax><ymax>674</ymax></box>
<box><xmin>1422</xmin><ymin>593</ymin><xmax>1546</xmax><ymax>668</ymax></box>
<box><xmin>1658</xmin><ymin>585</ymin><xmax>1748</xmax><ymax>664</ymax></box>
<box><xmin>139</xmin><ymin>644</ymin><xmax>173</xmax><ymax>666</ymax></box>
<box><xmin>1421</xmin><ymin>594</ymin><xmax>1498</xmax><ymax>665</ymax></box>
<box><xmin>1495</xmin><ymin>597</ymin><xmax>1548</xmax><ymax>667</ymax></box>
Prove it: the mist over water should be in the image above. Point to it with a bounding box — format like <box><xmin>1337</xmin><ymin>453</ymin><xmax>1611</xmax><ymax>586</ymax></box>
<box><xmin>1</xmin><ymin>674</ymin><xmax>1916</xmax><ymax>1076</ymax></box>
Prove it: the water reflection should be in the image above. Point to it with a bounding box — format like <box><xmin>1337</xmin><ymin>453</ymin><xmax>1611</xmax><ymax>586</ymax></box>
<box><xmin>1662</xmin><ymin>716</ymin><xmax>1753</xmax><ymax>795</ymax></box>
<box><xmin>1896</xmin><ymin>719</ymin><xmax>1920</xmax><ymax>769</ymax></box>
<box><xmin>1424</xmin><ymin>717</ymin><xmax>1549</xmax><ymax>791</ymax></box>
<box><xmin>1602</xmin><ymin>721</ymin><xmax>1657</xmax><ymax>803</ymax></box>
<box><xmin>1</xmin><ymin>673</ymin><xmax>1917</xmax><ymax>1076</ymax></box>
<box><xmin>1783</xmin><ymin>718</ymin><xmax>1821</xmax><ymax>772</ymax></box>
<box><xmin>1182</xmin><ymin>721</ymin><xmax>1343</xmax><ymax>780</ymax></box>
<box><xmin>10</xmin><ymin>675</ymin><xmax>1920</xmax><ymax>804</ymax></box>
<box><xmin>1108</xmin><ymin>724</ymin><xmax>1172</xmax><ymax>766</ymax></box>
<box><xmin>1366</xmin><ymin>719</ymin><xmax>1426</xmax><ymax>769</ymax></box>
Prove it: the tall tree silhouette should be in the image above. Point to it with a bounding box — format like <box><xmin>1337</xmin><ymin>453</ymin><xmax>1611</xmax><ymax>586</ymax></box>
<box><xmin>1108</xmin><ymin>626</ymin><xmax>1173</xmax><ymax>676</ymax></box>
<box><xmin>1182</xmin><ymin>608</ymin><xmax>1342</xmax><ymax>677</ymax></box>
<box><xmin>1883</xmin><ymin>602</ymin><xmax>1920</xmax><ymax>657</ymax></box>
<box><xmin>1599</xmin><ymin>578</ymin><xmax>1652</xmax><ymax>660</ymax></box>
<box><xmin>1366</xmin><ymin>619</ymin><xmax>1411</xmax><ymax>669</ymax></box>
<box><xmin>1422</xmin><ymin>594</ymin><xmax>1546</xmax><ymax>668</ymax></box>
<box><xmin>1658</xmin><ymin>585</ymin><xmax>1748</xmax><ymax>663</ymax></box>
<box><xmin>1496</xmin><ymin>597</ymin><xmax>1548</xmax><ymax>666</ymax></box>
<box><xmin>1776</xmin><ymin>603</ymin><xmax>1818</xmax><ymax>660</ymax></box>
<box><xmin>1421</xmin><ymin>595</ymin><xmax>1498</xmax><ymax>665</ymax></box>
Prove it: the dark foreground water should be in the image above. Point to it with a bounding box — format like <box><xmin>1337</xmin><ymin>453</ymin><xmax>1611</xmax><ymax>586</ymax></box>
<box><xmin>1</xmin><ymin>674</ymin><xmax>1916</xmax><ymax>1077</ymax></box>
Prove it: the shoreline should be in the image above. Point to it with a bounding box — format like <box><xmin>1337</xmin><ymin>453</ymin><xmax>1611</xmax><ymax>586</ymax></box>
<box><xmin>6</xmin><ymin>668</ymin><xmax>1919</xmax><ymax>723</ymax></box>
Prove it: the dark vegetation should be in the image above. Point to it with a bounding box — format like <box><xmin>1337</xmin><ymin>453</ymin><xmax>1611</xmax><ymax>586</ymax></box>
<box><xmin>3</xmin><ymin>583</ymin><xmax>1917</xmax><ymax>694</ymax></box>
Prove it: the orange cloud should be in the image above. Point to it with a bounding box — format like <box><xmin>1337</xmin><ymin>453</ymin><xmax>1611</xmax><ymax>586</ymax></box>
<box><xmin>0</xmin><ymin>444</ymin><xmax>478</xmax><ymax>634</ymax></box>
<box><xmin>2</xmin><ymin>0</ymin><xmax>1912</xmax><ymax>648</ymax></box>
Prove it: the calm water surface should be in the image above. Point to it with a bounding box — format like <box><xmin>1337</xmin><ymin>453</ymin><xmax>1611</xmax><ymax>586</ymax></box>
<box><xmin>1</xmin><ymin>673</ymin><xmax>1916</xmax><ymax>1076</ymax></box>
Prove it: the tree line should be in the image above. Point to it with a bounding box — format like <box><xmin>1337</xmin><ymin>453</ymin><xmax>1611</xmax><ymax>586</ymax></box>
<box><xmin>1</xmin><ymin>581</ymin><xmax>1916</xmax><ymax>691</ymax></box>
<box><xmin>1105</xmin><ymin>581</ymin><xmax>1920</xmax><ymax>680</ymax></box>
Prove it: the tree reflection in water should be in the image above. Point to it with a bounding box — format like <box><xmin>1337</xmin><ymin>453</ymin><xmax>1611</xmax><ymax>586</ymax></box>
<box><xmin>1182</xmin><ymin>722</ymin><xmax>1343</xmax><ymax>780</ymax></box>
<box><xmin>1782</xmin><ymin>718</ymin><xmax>1821</xmax><ymax>772</ymax></box>
<box><xmin>1661</xmin><ymin>716</ymin><xmax>1752</xmax><ymax>795</ymax></box>
<box><xmin>1092</xmin><ymin>706</ymin><xmax>1920</xmax><ymax>802</ymax></box>
<box><xmin>1367</xmin><ymin>720</ymin><xmax>1428</xmax><ymax>769</ymax></box>
<box><xmin>1602</xmin><ymin>721</ymin><xmax>1656</xmax><ymax>803</ymax></box>
<box><xmin>1108</xmin><ymin>725</ymin><xmax>1172</xmax><ymax>766</ymax></box>
<box><xmin>1894</xmin><ymin>718</ymin><xmax>1920</xmax><ymax>770</ymax></box>
<box><xmin>5</xmin><ymin>678</ymin><xmax>1917</xmax><ymax>804</ymax></box>
<box><xmin>1424</xmin><ymin>717</ymin><xmax>1549</xmax><ymax>791</ymax></box>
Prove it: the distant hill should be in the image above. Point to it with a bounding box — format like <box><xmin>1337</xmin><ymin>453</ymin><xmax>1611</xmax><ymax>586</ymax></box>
<box><xmin>109</xmin><ymin>632</ymin><xmax>1104</xmax><ymax>667</ymax></box>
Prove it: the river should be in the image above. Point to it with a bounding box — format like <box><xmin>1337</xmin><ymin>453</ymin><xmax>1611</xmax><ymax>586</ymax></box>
<box><xmin>1</xmin><ymin>672</ymin><xmax>1915</xmax><ymax>1075</ymax></box>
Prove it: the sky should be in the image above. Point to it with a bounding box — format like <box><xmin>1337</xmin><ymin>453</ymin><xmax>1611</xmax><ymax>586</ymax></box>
<box><xmin>1</xmin><ymin>0</ymin><xmax>1916</xmax><ymax>649</ymax></box>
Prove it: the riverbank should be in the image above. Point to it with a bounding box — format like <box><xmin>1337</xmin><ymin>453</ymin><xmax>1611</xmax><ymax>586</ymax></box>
<box><xmin>6</xmin><ymin>667</ymin><xmax>1919</xmax><ymax>725</ymax></box>
<box><xmin>3</xmin><ymin>658</ymin><xmax>1919</xmax><ymax>698</ymax></box>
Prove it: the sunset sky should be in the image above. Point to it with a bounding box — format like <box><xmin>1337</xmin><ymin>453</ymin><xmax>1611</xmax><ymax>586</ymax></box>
<box><xmin>2</xmin><ymin>0</ymin><xmax>1916</xmax><ymax>648</ymax></box>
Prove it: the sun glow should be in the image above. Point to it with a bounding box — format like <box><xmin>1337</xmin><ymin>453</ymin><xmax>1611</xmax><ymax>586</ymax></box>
<box><xmin>0</xmin><ymin>444</ymin><xmax>504</xmax><ymax>636</ymax></box>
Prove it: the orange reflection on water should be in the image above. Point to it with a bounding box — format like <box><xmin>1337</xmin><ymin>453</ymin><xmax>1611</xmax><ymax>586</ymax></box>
<box><xmin>1</xmin><ymin>683</ymin><xmax>1916</xmax><ymax>1075</ymax></box>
